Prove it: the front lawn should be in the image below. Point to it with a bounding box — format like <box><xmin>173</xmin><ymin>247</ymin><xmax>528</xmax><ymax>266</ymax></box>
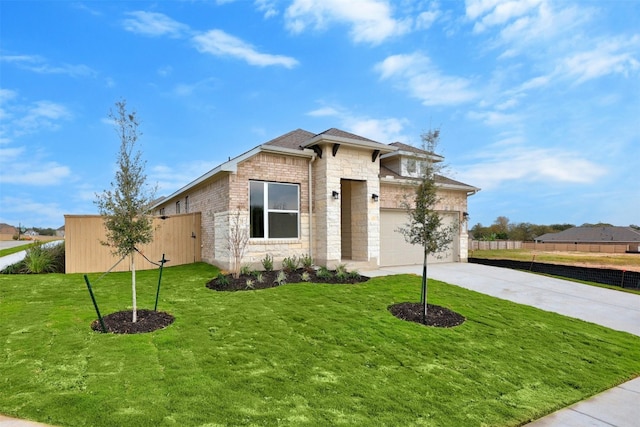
<box><xmin>1</xmin><ymin>263</ymin><xmax>639</xmax><ymax>426</ymax></box>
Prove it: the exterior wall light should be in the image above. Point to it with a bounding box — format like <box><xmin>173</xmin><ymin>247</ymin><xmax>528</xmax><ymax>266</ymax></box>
<box><xmin>371</xmin><ymin>193</ymin><xmax>379</xmax><ymax>202</ymax></box>
<box><xmin>332</xmin><ymin>191</ymin><xmax>339</xmax><ymax>200</ymax></box>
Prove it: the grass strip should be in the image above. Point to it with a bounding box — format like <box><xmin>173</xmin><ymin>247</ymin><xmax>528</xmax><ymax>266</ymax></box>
<box><xmin>1</xmin><ymin>263</ymin><xmax>639</xmax><ymax>426</ymax></box>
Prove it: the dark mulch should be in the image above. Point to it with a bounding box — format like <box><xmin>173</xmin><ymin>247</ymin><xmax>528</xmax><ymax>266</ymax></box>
<box><xmin>389</xmin><ymin>302</ymin><xmax>466</xmax><ymax>328</ymax></box>
<box><xmin>206</xmin><ymin>268</ymin><xmax>369</xmax><ymax>291</ymax></box>
<box><xmin>91</xmin><ymin>309</ymin><xmax>175</xmax><ymax>334</ymax></box>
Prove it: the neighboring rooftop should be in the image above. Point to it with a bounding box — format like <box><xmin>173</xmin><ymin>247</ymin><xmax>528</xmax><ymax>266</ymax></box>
<box><xmin>536</xmin><ymin>226</ymin><xmax>640</xmax><ymax>243</ymax></box>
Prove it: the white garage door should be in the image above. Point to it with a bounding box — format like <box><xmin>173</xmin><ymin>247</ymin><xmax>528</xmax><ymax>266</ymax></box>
<box><xmin>380</xmin><ymin>209</ymin><xmax>458</xmax><ymax>267</ymax></box>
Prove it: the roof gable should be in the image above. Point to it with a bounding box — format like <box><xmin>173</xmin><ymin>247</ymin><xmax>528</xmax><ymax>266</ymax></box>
<box><xmin>264</xmin><ymin>128</ymin><xmax>315</xmax><ymax>150</ymax></box>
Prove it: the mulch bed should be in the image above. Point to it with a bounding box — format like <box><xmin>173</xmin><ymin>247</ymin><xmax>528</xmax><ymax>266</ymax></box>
<box><xmin>206</xmin><ymin>268</ymin><xmax>369</xmax><ymax>291</ymax></box>
<box><xmin>91</xmin><ymin>309</ymin><xmax>175</xmax><ymax>334</ymax></box>
<box><xmin>388</xmin><ymin>302</ymin><xmax>466</xmax><ymax>328</ymax></box>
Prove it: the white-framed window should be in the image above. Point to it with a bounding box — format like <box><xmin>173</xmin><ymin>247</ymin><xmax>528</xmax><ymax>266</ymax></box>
<box><xmin>250</xmin><ymin>181</ymin><xmax>299</xmax><ymax>239</ymax></box>
<box><xmin>185</xmin><ymin>196</ymin><xmax>189</xmax><ymax>213</ymax></box>
<box><xmin>176</xmin><ymin>201</ymin><xmax>181</xmax><ymax>214</ymax></box>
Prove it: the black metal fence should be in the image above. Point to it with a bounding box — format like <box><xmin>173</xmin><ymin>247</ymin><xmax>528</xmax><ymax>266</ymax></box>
<box><xmin>469</xmin><ymin>258</ymin><xmax>640</xmax><ymax>289</ymax></box>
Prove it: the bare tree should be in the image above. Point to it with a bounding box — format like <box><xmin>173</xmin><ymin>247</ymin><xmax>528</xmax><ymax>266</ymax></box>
<box><xmin>398</xmin><ymin>128</ymin><xmax>457</xmax><ymax>323</ymax></box>
<box><xmin>95</xmin><ymin>99</ymin><xmax>155</xmax><ymax>323</ymax></box>
<box><xmin>227</xmin><ymin>209</ymin><xmax>249</xmax><ymax>279</ymax></box>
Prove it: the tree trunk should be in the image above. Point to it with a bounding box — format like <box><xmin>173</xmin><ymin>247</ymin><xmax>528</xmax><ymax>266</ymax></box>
<box><xmin>131</xmin><ymin>253</ymin><xmax>137</xmax><ymax>323</ymax></box>
<box><xmin>422</xmin><ymin>247</ymin><xmax>428</xmax><ymax>324</ymax></box>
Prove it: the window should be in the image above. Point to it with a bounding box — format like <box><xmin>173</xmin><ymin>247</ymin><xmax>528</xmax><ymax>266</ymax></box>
<box><xmin>159</xmin><ymin>208</ymin><xmax>165</xmax><ymax>216</ymax></box>
<box><xmin>176</xmin><ymin>201</ymin><xmax>181</xmax><ymax>214</ymax></box>
<box><xmin>250</xmin><ymin>181</ymin><xmax>299</xmax><ymax>239</ymax></box>
<box><xmin>185</xmin><ymin>196</ymin><xmax>189</xmax><ymax>213</ymax></box>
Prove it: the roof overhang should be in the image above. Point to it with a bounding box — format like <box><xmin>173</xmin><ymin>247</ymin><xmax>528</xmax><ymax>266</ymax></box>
<box><xmin>302</xmin><ymin>134</ymin><xmax>397</xmax><ymax>154</ymax></box>
<box><xmin>152</xmin><ymin>145</ymin><xmax>315</xmax><ymax>209</ymax></box>
<box><xmin>380</xmin><ymin>175</ymin><xmax>480</xmax><ymax>195</ymax></box>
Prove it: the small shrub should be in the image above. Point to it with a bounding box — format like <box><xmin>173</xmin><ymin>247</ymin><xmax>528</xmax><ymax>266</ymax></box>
<box><xmin>348</xmin><ymin>270</ymin><xmax>361</xmax><ymax>280</ymax></box>
<box><xmin>301</xmin><ymin>271</ymin><xmax>311</xmax><ymax>282</ymax></box>
<box><xmin>316</xmin><ymin>266</ymin><xmax>332</xmax><ymax>280</ymax></box>
<box><xmin>335</xmin><ymin>268</ymin><xmax>349</xmax><ymax>282</ymax></box>
<box><xmin>23</xmin><ymin>243</ymin><xmax>55</xmax><ymax>274</ymax></box>
<box><xmin>252</xmin><ymin>271</ymin><xmax>264</xmax><ymax>283</ymax></box>
<box><xmin>282</xmin><ymin>256</ymin><xmax>299</xmax><ymax>272</ymax></box>
<box><xmin>216</xmin><ymin>273</ymin><xmax>230</xmax><ymax>286</ymax></box>
<box><xmin>335</xmin><ymin>264</ymin><xmax>348</xmax><ymax>275</ymax></box>
<box><xmin>240</xmin><ymin>264</ymin><xmax>253</xmax><ymax>276</ymax></box>
<box><xmin>274</xmin><ymin>270</ymin><xmax>287</xmax><ymax>285</ymax></box>
<box><xmin>261</xmin><ymin>254</ymin><xmax>274</xmax><ymax>272</ymax></box>
<box><xmin>300</xmin><ymin>254</ymin><xmax>313</xmax><ymax>270</ymax></box>
<box><xmin>245</xmin><ymin>279</ymin><xmax>255</xmax><ymax>289</ymax></box>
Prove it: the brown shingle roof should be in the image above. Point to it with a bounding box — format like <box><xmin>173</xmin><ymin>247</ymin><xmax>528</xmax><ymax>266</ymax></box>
<box><xmin>380</xmin><ymin>165</ymin><xmax>476</xmax><ymax>188</ymax></box>
<box><xmin>317</xmin><ymin>128</ymin><xmax>382</xmax><ymax>144</ymax></box>
<box><xmin>264</xmin><ymin>128</ymin><xmax>316</xmax><ymax>150</ymax></box>
<box><xmin>536</xmin><ymin>226</ymin><xmax>640</xmax><ymax>243</ymax></box>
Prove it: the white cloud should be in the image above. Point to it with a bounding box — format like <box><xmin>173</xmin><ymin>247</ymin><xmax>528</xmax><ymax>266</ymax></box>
<box><xmin>122</xmin><ymin>11</ymin><xmax>189</xmax><ymax>38</ymax></box>
<box><xmin>559</xmin><ymin>36</ymin><xmax>640</xmax><ymax>84</ymax></box>
<box><xmin>0</xmin><ymin>54</ymin><xmax>96</xmax><ymax>77</ymax></box>
<box><xmin>306</xmin><ymin>104</ymin><xmax>409</xmax><ymax>143</ymax></box>
<box><xmin>459</xmin><ymin>145</ymin><xmax>607</xmax><ymax>190</ymax></box>
<box><xmin>0</xmin><ymin>196</ymin><xmax>66</xmax><ymax>228</ymax></box>
<box><xmin>375</xmin><ymin>53</ymin><xmax>477</xmax><ymax>106</ymax></box>
<box><xmin>150</xmin><ymin>161</ymin><xmax>220</xmax><ymax>195</ymax></box>
<box><xmin>1</xmin><ymin>96</ymin><xmax>72</xmax><ymax>142</ymax></box>
<box><xmin>285</xmin><ymin>0</ymin><xmax>409</xmax><ymax>45</ymax></box>
<box><xmin>193</xmin><ymin>29</ymin><xmax>299</xmax><ymax>68</ymax></box>
<box><xmin>255</xmin><ymin>0</ymin><xmax>279</xmax><ymax>18</ymax></box>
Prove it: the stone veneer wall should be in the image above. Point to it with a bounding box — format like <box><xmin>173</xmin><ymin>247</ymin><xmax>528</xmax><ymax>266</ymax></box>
<box><xmin>313</xmin><ymin>144</ymin><xmax>380</xmax><ymax>267</ymax></box>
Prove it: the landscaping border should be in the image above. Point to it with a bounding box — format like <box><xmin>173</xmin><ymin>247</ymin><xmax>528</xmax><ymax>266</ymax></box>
<box><xmin>469</xmin><ymin>258</ymin><xmax>640</xmax><ymax>289</ymax></box>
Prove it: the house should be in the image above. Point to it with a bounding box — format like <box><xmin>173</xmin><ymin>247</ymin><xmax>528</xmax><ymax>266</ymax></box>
<box><xmin>56</xmin><ymin>225</ymin><xmax>65</xmax><ymax>238</ymax></box>
<box><xmin>152</xmin><ymin>128</ymin><xmax>479</xmax><ymax>271</ymax></box>
<box><xmin>536</xmin><ymin>226</ymin><xmax>640</xmax><ymax>252</ymax></box>
<box><xmin>0</xmin><ymin>223</ymin><xmax>18</xmax><ymax>241</ymax></box>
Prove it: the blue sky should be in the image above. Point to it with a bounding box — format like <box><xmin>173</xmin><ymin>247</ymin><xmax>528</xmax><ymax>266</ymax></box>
<box><xmin>1</xmin><ymin>0</ymin><xmax>639</xmax><ymax>229</ymax></box>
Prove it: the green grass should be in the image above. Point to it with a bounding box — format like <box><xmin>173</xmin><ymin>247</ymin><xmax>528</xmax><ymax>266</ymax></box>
<box><xmin>1</xmin><ymin>263</ymin><xmax>640</xmax><ymax>426</ymax></box>
<box><xmin>0</xmin><ymin>243</ymin><xmax>35</xmax><ymax>257</ymax></box>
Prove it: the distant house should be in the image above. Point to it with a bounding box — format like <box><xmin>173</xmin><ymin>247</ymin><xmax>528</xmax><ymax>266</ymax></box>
<box><xmin>23</xmin><ymin>229</ymin><xmax>39</xmax><ymax>237</ymax></box>
<box><xmin>536</xmin><ymin>226</ymin><xmax>640</xmax><ymax>252</ymax></box>
<box><xmin>56</xmin><ymin>225</ymin><xmax>65</xmax><ymax>238</ymax></box>
<box><xmin>0</xmin><ymin>223</ymin><xmax>18</xmax><ymax>241</ymax></box>
<box><xmin>153</xmin><ymin>127</ymin><xmax>479</xmax><ymax>271</ymax></box>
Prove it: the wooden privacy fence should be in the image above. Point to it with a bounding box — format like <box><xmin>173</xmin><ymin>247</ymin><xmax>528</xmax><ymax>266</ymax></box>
<box><xmin>470</xmin><ymin>240</ymin><xmax>523</xmax><ymax>250</ymax></box>
<box><xmin>522</xmin><ymin>242</ymin><xmax>632</xmax><ymax>253</ymax></box>
<box><xmin>65</xmin><ymin>213</ymin><xmax>201</xmax><ymax>274</ymax></box>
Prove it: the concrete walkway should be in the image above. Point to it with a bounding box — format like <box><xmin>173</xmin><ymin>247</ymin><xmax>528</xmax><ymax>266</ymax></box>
<box><xmin>363</xmin><ymin>263</ymin><xmax>640</xmax><ymax>426</ymax></box>
<box><xmin>2</xmin><ymin>262</ymin><xmax>639</xmax><ymax>426</ymax></box>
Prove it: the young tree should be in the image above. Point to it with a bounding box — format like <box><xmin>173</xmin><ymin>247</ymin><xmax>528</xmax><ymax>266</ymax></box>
<box><xmin>95</xmin><ymin>100</ymin><xmax>155</xmax><ymax>323</ymax></box>
<box><xmin>398</xmin><ymin>128</ymin><xmax>457</xmax><ymax>323</ymax></box>
<box><xmin>227</xmin><ymin>209</ymin><xmax>249</xmax><ymax>279</ymax></box>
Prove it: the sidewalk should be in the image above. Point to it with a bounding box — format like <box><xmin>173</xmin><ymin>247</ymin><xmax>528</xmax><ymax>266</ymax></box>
<box><xmin>363</xmin><ymin>263</ymin><xmax>640</xmax><ymax>426</ymax></box>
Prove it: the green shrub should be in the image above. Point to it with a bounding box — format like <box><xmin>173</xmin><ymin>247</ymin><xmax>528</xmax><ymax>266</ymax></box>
<box><xmin>261</xmin><ymin>254</ymin><xmax>274</xmax><ymax>272</ymax></box>
<box><xmin>274</xmin><ymin>270</ymin><xmax>287</xmax><ymax>285</ymax></box>
<box><xmin>1</xmin><ymin>242</ymin><xmax>65</xmax><ymax>275</ymax></box>
<box><xmin>252</xmin><ymin>271</ymin><xmax>264</xmax><ymax>283</ymax></box>
<box><xmin>335</xmin><ymin>268</ymin><xmax>349</xmax><ymax>282</ymax></box>
<box><xmin>240</xmin><ymin>264</ymin><xmax>253</xmax><ymax>276</ymax></box>
<box><xmin>245</xmin><ymin>279</ymin><xmax>255</xmax><ymax>289</ymax></box>
<box><xmin>316</xmin><ymin>266</ymin><xmax>332</xmax><ymax>280</ymax></box>
<box><xmin>301</xmin><ymin>271</ymin><xmax>311</xmax><ymax>282</ymax></box>
<box><xmin>282</xmin><ymin>256</ymin><xmax>299</xmax><ymax>272</ymax></box>
<box><xmin>348</xmin><ymin>270</ymin><xmax>361</xmax><ymax>280</ymax></box>
<box><xmin>300</xmin><ymin>254</ymin><xmax>313</xmax><ymax>270</ymax></box>
<box><xmin>216</xmin><ymin>273</ymin><xmax>230</xmax><ymax>286</ymax></box>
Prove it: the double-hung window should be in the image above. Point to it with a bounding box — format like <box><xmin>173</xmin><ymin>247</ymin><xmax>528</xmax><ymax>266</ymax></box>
<box><xmin>250</xmin><ymin>181</ymin><xmax>299</xmax><ymax>239</ymax></box>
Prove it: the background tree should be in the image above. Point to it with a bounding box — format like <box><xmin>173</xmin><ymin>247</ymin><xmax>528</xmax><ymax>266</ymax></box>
<box><xmin>398</xmin><ymin>128</ymin><xmax>457</xmax><ymax>323</ymax></box>
<box><xmin>95</xmin><ymin>100</ymin><xmax>155</xmax><ymax>323</ymax></box>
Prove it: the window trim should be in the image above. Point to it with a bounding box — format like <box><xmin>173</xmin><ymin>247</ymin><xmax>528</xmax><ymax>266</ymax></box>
<box><xmin>249</xmin><ymin>181</ymin><xmax>300</xmax><ymax>240</ymax></box>
<box><xmin>176</xmin><ymin>201</ymin><xmax>181</xmax><ymax>214</ymax></box>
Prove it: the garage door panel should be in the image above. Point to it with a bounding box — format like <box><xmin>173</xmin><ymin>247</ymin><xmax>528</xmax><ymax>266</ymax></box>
<box><xmin>380</xmin><ymin>210</ymin><xmax>457</xmax><ymax>266</ymax></box>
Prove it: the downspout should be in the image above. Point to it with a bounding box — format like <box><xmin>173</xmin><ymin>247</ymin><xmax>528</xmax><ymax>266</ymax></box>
<box><xmin>308</xmin><ymin>153</ymin><xmax>317</xmax><ymax>260</ymax></box>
